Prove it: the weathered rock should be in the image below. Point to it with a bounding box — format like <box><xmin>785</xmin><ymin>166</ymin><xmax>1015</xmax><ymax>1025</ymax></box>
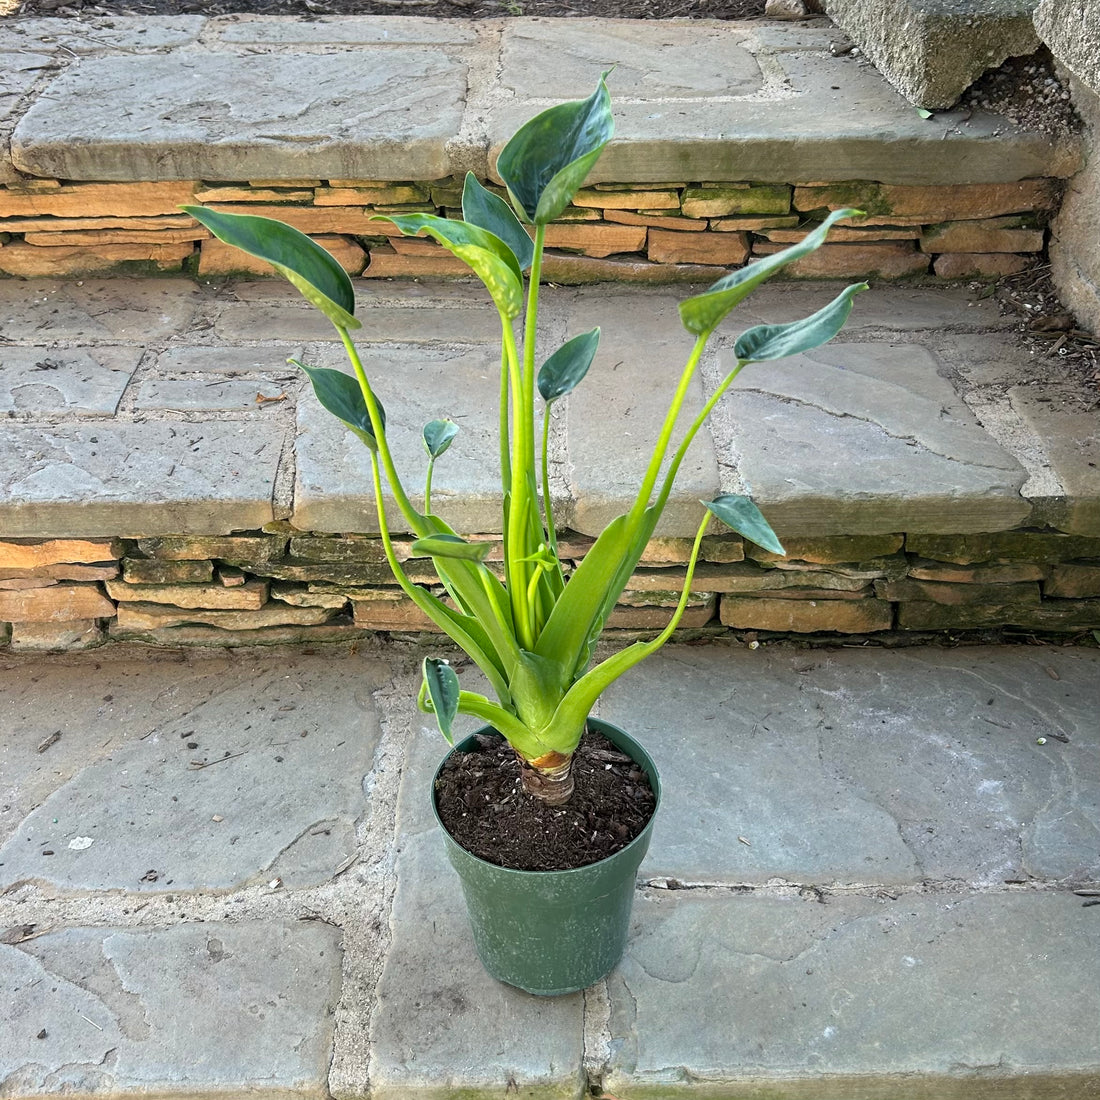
<box><xmin>0</xmin><ymin>538</ymin><xmax>122</xmax><ymax>569</ymax></box>
<box><xmin>933</xmin><ymin>252</ymin><xmax>1031</xmax><ymax>278</ymax></box>
<box><xmin>114</xmin><ymin>601</ymin><xmax>335</xmax><ymax>632</ymax></box>
<box><xmin>0</xmin><ymin>347</ymin><xmax>142</xmax><ymax>416</ymax></box>
<box><xmin>0</xmin><ymin>583</ymin><xmax>115</xmax><ymax>623</ymax></box>
<box><xmin>876</xmin><ymin>577</ymin><xmax>1042</xmax><ymax>605</ymax></box>
<box><xmin>105</xmin><ymin>578</ymin><xmax>269</xmax><ymax>609</ymax></box>
<box><xmin>720</xmin><ymin>595</ymin><xmax>894</xmax><ymax>632</ymax></box>
<box><xmin>136</xmin><ymin>535</ymin><xmax>286</xmax><ymax>564</ymax></box>
<box><xmin>906</xmin><ymin>531</ymin><xmax>1100</xmax><ymax>564</ymax></box>
<box><xmin>648</xmin><ymin>229</ymin><xmax>749</xmax><ymax>265</ymax></box>
<box><xmin>897</xmin><ymin>598</ymin><xmax>1100</xmax><ymax>630</ymax></box>
<box><xmin>121</xmin><ymin>558</ymin><xmax>215</xmax><ymax>584</ymax></box>
<box><xmin>681</xmin><ymin>185</ymin><xmax>791</xmax><ymax>218</ymax></box>
<box><xmin>8</xmin><ymin>618</ymin><xmax>105</xmax><ymax>651</ymax></box>
<box><xmin>1045</xmin><ymin>562</ymin><xmax>1100</xmax><ymax>598</ymax></box>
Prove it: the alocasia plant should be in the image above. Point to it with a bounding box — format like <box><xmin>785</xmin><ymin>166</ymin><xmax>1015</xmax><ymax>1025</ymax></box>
<box><xmin>184</xmin><ymin>74</ymin><xmax>865</xmax><ymax>806</ymax></box>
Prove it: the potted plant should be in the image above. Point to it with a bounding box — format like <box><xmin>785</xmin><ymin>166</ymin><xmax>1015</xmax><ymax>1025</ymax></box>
<box><xmin>184</xmin><ymin>75</ymin><xmax>864</xmax><ymax>996</ymax></box>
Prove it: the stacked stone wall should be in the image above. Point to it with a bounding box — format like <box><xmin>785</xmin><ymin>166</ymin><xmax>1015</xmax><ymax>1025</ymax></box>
<box><xmin>0</xmin><ymin>176</ymin><xmax>1062</xmax><ymax>283</ymax></box>
<box><xmin>3</xmin><ymin>528</ymin><xmax>1099</xmax><ymax>652</ymax></box>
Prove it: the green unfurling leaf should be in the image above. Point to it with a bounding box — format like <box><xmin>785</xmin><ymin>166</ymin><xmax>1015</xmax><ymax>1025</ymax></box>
<box><xmin>704</xmin><ymin>494</ymin><xmax>784</xmax><ymax>556</ymax></box>
<box><xmin>291</xmin><ymin>359</ymin><xmax>384</xmax><ymax>452</ymax></box>
<box><xmin>461</xmin><ymin>172</ymin><xmax>535</xmax><ymax>271</ymax></box>
<box><xmin>183</xmin><ymin>206</ymin><xmax>359</xmax><ymax>330</ymax></box>
<box><xmin>537</xmin><ymin>328</ymin><xmax>600</xmax><ymax>403</ymax></box>
<box><xmin>422</xmin><ymin>657</ymin><xmax>460</xmax><ymax>744</ymax></box>
<box><xmin>423</xmin><ymin>419</ymin><xmax>460</xmax><ymax>460</ymax></box>
<box><xmin>734</xmin><ymin>283</ymin><xmax>868</xmax><ymax>363</ymax></box>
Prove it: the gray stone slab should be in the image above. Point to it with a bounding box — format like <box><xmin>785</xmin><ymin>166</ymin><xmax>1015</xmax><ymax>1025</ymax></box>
<box><xmin>2</xmin><ymin>921</ymin><xmax>341</xmax><ymax>1097</ymax></box>
<box><xmin>0</xmin><ymin>420</ymin><xmax>283</xmax><ymax>537</ymax></box>
<box><xmin>0</xmin><ymin>346</ymin><xmax>142</xmax><ymax>415</ymax></box>
<box><xmin>486</xmin><ymin>20</ymin><xmax>1079</xmax><ymax>186</ymax></box>
<box><xmin>152</xmin><ymin>344</ymin><xmax>303</xmax><ymax>375</ymax></box>
<box><xmin>716</xmin><ymin>340</ymin><xmax>1031</xmax><ymax>536</ymax></box>
<box><xmin>372</xmin><ymin>710</ymin><xmax>584</xmax><ymax>1100</ymax></box>
<box><xmin>133</xmin><ymin>377</ymin><xmax>289</xmax><ymax>411</ymax></box>
<box><xmin>0</xmin><ymin>16</ymin><xmax>206</xmax><ymax>53</ymax></box>
<box><xmin>292</xmin><ymin>344</ymin><xmax>504</xmax><ymax>535</ymax></box>
<box><xmin>0</xmin><ymin>652</ymin><xmax>382</xmax><ymax>891</ymax></box>
<box><xmin>546</xmin><ymin>287</ymin><xmax>719</xmax><ymax>537</ymax></box>
<box><xmin>599</xmin><ymin>646</ymin><xmax>1100</xmax><ymax>885</ymax></box>
<box><xmin>605</xmin><ymin>891</ymin><xmax>1100</xmax><ymax>1096</ymax></box>
<box><xmin>0</xmin><ymin>278</ymin><xmax>201</xmax><ymax>343</ymax></box>
<box><xmin>1010</xmin><ymin>384</ymin><xmax>1100</xmax><ymax>536</ymax></box>
<box><xmin>0</xmin><ymin>51</ymin><xmax>59</xmax><ymax>183</ymax></box>
<box><xmin>12</xmin><ymin>50</ymin><xmax>469</xmax><ymax>182</ymax></box>
<box><xmin>1037</xmin><ymin>0</ymin><xmax>1100</xmax><ymax>94</ymax></box>
<box><xmin>213</xmin><ymin>13</ymin><xmax>477</xmax><ymax>44</ymax></box>
<box><xmin>823</xmin><ymin>0</ymin><xmax>1041</xmax><ymax>108</ymax></box>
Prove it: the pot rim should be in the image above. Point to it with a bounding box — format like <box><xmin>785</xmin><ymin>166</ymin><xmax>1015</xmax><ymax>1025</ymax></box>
<box><xmin>430</xmin><ymin>716</ymin><xmax>661</xmax><ymax>879</ymax></box>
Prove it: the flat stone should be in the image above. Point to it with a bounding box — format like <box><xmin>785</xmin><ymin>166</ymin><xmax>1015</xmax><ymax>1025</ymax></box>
<box><xmin>598</xmin><ymin>646</ymin><xmax>1100</xmax><ymax>884</ymax></box>
<box><xmin>0</xmin><ymin>278</ymin><xmax>200</xmax><ymax>342</ymax></box>
<box><xmin>485</xmin><ymin>21</ymin><xmax>1078</xmax><ymax>186</ymax></box>
<box><xmin>715</xmin><ymin>341</ymin><xmax>1030</xmax><ymax>536</ymax></box>
<box><xmin>0</xmin><ymin>347</ymin><xmax>141</xmax><ymax>416</ymax></box>
<box><xmin>152</xmin><ymin>344</ymin><xmax>303</xmax><ymax>375</ymax></box>
<box><xmin>133</xmin><ymin>378</ymin><xmax>289</xmax><ymax>411</ymax></box>
<box><xmin>545</xmin><ymin>288</ymin><xmax>719</xmax><ymax>537</ymax></box>
<box><xmin>0</xmin><ymin>651</ymin><xmax>384</xmax><ymax>891</ymax></box>
<box><xmin>12</xmin><ymin>50</ymin><xmax>469</xmax><ymax>181</ymax></box>
<box><xmin>0</xmin><ymin>421</ymin><xmax>283</xmax><ymax>538</ymax></box>
<box><xmin>2</xmin><ymin>921</ymin><xmax>341</xmax><ymax>1098</ymax></box>
<box><xmin>8</xmin><ymin>618</ymin><xmax>104</xmax><ymax>651</ymax></box>
<box><xmin>0</xmin><ymin>15</ymin><xmax>206</xmax><ymax>53</ymax></box>
<box><xmin>0</xmin><ymin>51</ymin><xmax>57</xmax><ymax>185</ymax></box>
<box><xmin>114</xmin><ymin>600</ymin><xmax>336</xmax><ymax>632</ymax></box>
<box><xmin>104</xmin><ymin>577</ymin><xmax>269</xmax><ymax>609</ymax></box>
<box><xmin>213</xmin><ymin>13</ymin><xmax>477</xmax><ymax>44</ymax></box>
<box><xmin>293</xmin><ymin>344</ymin><xmax>505</xmax><ymax>535</ymax></box>
<box><xmin>372</xmin><ymin>714</ymin><xmax>584</xmax><ymax>1100</ymax></box>
<box><xmin>1009</xmin><ymin>384</ymin><xmax>1100</xmax><ymax>536</ymax></box>
<box><xmin>822</xmin><ymin>0</ymin><xmax>1040</xmax><ymax>108</ymax></box>
<box><xmin>604</xmin><ymin>891</ymin><xmax>1100</xmax><ymax>1095</ymax></box>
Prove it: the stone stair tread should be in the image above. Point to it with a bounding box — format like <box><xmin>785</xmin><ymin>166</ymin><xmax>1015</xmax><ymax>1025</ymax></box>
<box><xmin>2</xmin><ymin>643</ymin><xmax>1097</xmax><ymax>1098</ymax></box>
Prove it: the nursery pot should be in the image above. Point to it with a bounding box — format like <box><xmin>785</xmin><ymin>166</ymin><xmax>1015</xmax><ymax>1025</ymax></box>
<box><xmin>432</xmin><ymin>717</ymin><xmax>660</xmax><ymax>996</ymax></box>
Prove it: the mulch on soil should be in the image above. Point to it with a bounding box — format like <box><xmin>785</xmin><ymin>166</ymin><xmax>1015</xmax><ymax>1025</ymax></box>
<box><xmin>434</xmin><ymin>728</ymin><xmax>656</xmax><ymax>872</ymax></box>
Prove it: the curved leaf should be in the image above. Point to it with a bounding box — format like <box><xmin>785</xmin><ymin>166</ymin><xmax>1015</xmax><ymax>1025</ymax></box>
<box><xmin>423</xmin><ymin>418</ymin><xmax>460</xmax><ymax>460</ymax></box>
<box><xmin>291</xmin><ymin>358</ymin><xmax>384</xmax><ymax>452</ymax></box>
<box><xmin>182</xmin><ymin>206</ymin><xmax>359</xmax><ymax>330</ymax></box>
<box><xmin>537</xmin><ymin>328</ymin><xmax>600</xmax><ymax>403</ymax></box>
<box><xmin>461</xmin><ymin>172</ymin><xmax>535</xmax><ymax>271</ymax></box>
<box><xmin>734</xmin><ymin>283</ymin><xmax>868</xmax><ymax>363</ymax></box>
<box><xmin>704</xmin><ymin>494</ymin><xmax>784</xmax><ymax>556</ymax></box>
<box><xmin>678</xmin><ymin>208</ymin><xmax>863</xmax><ymax>337</ymax></box>
<box><xmin>411</xmin><ymin>534</ymin><xmax>494</xmax><ymax>563</ymax></box>
<box><xmin>377</xmin><ymin>213</ymin><xmax>523</xmax><ymax>319</ymax></box>
<box><xmin>422</xmin><ymin>657</ymin><xmax>460</xmax><ymax>744</ymax></box>
<box><xmin>497</xmin><ymin>72</ymin><xmax>614</xmax><ymax>225</ymax></box>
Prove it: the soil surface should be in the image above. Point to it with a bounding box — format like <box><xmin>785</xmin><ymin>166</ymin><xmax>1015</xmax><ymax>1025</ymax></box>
<box><xmin>434</xmin><ymin>728</ymin><xmax>656</xmax><ymax>871</ymax></box>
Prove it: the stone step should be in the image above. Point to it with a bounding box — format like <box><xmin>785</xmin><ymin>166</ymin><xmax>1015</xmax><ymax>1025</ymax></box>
<box><xmin>1</xmin><ymin>643</ymin><xmax>1097</xmax><ymax>1098</ymax></box>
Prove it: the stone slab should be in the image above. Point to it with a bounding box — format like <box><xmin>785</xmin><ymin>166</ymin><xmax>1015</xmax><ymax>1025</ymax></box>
<box><xmin>2</xmin><ymin>921</ymin><xmax>342</xmax><ymax>1098</ymax></box>
<box><xmin>0</xmin><ymin>346</ymin><xmax>142</xmax><ymax>415</ymax></box>
<box><xmin>604</xmin><ymin>890</ymin><xmax>1100</xmax><ymax>1096</ymax></box>
<box><xmin>0</xmin><ymin>421</ymin><xmax>283</xmax><ymax>538</ymax></box>
<box><xmin>133</xmin><ymin>377</ymin><xmax>289</xmax><ymax>411</ymax></box>
<box><xmin>598</xmin><ymin>646</ymin><xmax>1100</xmax><ymax>885</ymax></box>
<box><xmin>0</xmin><ymin>15</ymin><xmax>206</xmax><ymax>53</ymax></box>
<box><xmin>372</xmin><ymin>710</ymin><xmax>585</xmax><ymax>1100</ymax></box>
<box><xmin>715</xmin><ymin>340</ymin><xmax>1031</xmax><ymax>537</ymax></box>
<box><xmin>293</xmin><ymin>344</ymin><xmax>505</xmax><ymax>535</ymax></box>
<box><xmin>545</xmin><ymin>287</ymin><xmax>719</xmax><ymax>537</ymax></box>
<box><xmin>485</xmin><ymin>20</ymin><xmax>1079</xmax><ymax>186</ymax></box>
<box><xmin>11</xmin><ymin>50</ymin><xmax>469</xmax><ymax>182</ymax></box>
<box><xmin>0</xmin><ymin>652</ymin><xmax>382</xmax><ymax>891</ymax></box>
<box><xmin>0</xmin><ymin>51</ymin><xmax>57</xmax><ymax>185</ymax></box>
<box><xmin>152</xmin><ymin>344</ymin><xmax>304</xmax><ymax>375</ymax></box>
<box><xmin>823</xmin><ymin>0</ymin><xmax>1041</xmax><ymax>108</ymax></box>
<box><xmin>1036</xmin><ymin>0</ymin><xmax>1100</xmax><ymax>95</ymax></box>
<box><xmin>212</xmin><ymin>13</ymin><xmax>477</xmax><ymax>44</ymax></box>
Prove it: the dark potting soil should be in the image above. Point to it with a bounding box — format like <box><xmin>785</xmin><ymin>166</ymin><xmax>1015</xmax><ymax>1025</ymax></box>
<box><xmin>434</xmin><ymin>727</ymin><xmax>656</xmax><ymax>872</ymax></box>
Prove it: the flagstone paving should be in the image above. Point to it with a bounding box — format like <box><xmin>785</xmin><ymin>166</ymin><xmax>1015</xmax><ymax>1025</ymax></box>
<box><xmin>2</xmin><ymin>643</ymin><xmax>1098</xmax><ymax>1098</ymax></box>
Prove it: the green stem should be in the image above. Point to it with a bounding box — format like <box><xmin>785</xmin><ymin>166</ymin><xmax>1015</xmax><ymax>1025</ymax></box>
<box><xmin>424</xmin><ymin>457</ymin><xmax>435</xmax><ymax>514</ymax></box>
<box><xmin>541</xmin><ymin>400</ymin><xmax>560</xmax><ymax>558</ymax></box>
<box><xmin>502</xmin><ymin>321</ymin><xmax>535</xmax><ymax>649</ymax></box>
<box><xmin>499</xmin><ymin>343</ymin><xmax>512</xmax><ymax>493</ymax></box>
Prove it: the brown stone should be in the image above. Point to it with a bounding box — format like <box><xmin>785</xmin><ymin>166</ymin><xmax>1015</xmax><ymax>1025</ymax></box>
<box><xmin>0</xmin><ymin>242</ymin><xmax>193</xmax><ymax>276</ymax></box>
<box><xmin>760</xmin><ymin>225</ymin><xmax>921</xmax><ymax>243</ymax></box>
<box><xmin>0</xmin><ymin>538</ymin><xmax>122</xmax><ymax>569</ymax></box>
<box><xmin>199</xmin><ymin>235</ymin><xmax>365</xmax><ymax>277</ymax></box>
<box><xmin>249</xmin><ymin>179</ymin><xmax>322</xmax><ymax>188</ymax></box>
<box><xmin>0</xmin><ymin>214</ymin><xmax>199</xmax><ymax>233</ymax></box>
<box><xmin>603</xmin><ymin>209</ymin><xmax>707</xmax><ymax>232</ymax></box>
<box><xmin>351</xmin><ymin>597</ymin><xmax>439</xmax><ymax>630</ymax></box>
<box><xmin>750</xmin><ymin>241</ymin><xmax>929</xmax><ymax>278</ymax></box>
<box><xmin>897</xmin><ymin>600</ymin><xmax>1100</xmax><ymax>632</ymax></box>
<box><xmin>0</xmin><ymin>563</ymin><xmax>119</xmax><ymax>583</ymax></box>
<box><xmin>920</xmin><ymin>218</ymin><xmax>1045</xmax><ymax>254</ymax></box>
<box><xmin>218</xmin><ymin>567</ymin><xmax>248</xmax><ymax>587</ymax></box>
<box><xmin>270</xmin><ymin>583</ymin><xmax>349</xmax><ymax>608</ymax></box>
<box><xmin>114</xmin><ymin>601</ymin><xmax>335</xmax><ymax>631</ymax></box>
<box><xmin>23</xmin><ymin>228</ymin><xmax>210</xmax><ymax>246</ymax></box>
<box><xmin>288</xmin><ymin>536</ymin><xmax>396</xmax><ymax>564</ymax></box>
<box><xmin>748</xmin><ymin>535</ymin><xmax>904</xmax><ymax>564</ymax></box>
<box><xmin>0</xmin><ymin>181</ymin><xmax>198</xmax><ymax>218</ymax></box>
<box><xmin>638</xmin><ymin>538</ymin><xmax>695</xmax><ymax>564</ymax></box>
<box><xmin>137</xmin><ymin>535</ymin><xmax>286</xmax><ymax>564</ymax></box>
<box><xmin>9</xmin><ymin>619</ymin><xmax>105</xmax><ymax>652</ymax></box>
<box><xmin>573</xmin><ymin>188</ymin><xmax>680</xmax><ymax>210</ymax></box>
<box><xmin>105</xmin><ymin>578</ymin><xmax>269</xmax><ymax>609</ymax></box>
<box><xmin>362</xmin><ymin>246</ymin><xmax>470</xmax><ymax>278</ymax></box>
<box><xmin>314</xmin><ymin>184</ymin><xmax>429</xmax><ymax>206</ymax></box>
<box><xmin>0</xmin><ymin>583</ymin><xmax>115</xmax><ymax>623</ymax></box>
<box><xmin>681</xmin><ymin>185</ymin><xmax>791</xmax><ymax>218</ymax></box>
<box><xmin>907</xmin><ymin>558</ymin><xmax>1047</xmax><ymax>583</ymax></box>
<box><xmin>606</xmin><ymin>602</ymin><xmax>715</xmax><ymax>629</ymax></box>
<box><xmin>541</xmin><ymin>223</ymin><xmax>647</xmax><ymax>258</ymax></box>
<box><xmin>193</xmin><ymin>186</ymin><xmax>315</xmax><ymax>203</ymax></box>
<box><xmin>932</xmin><ymin>253</ymin><xmax>1030</xmax><ymax>278</ymax></box>
<box><xmin>700</xmin><ymin>536</ymin><xmax>745</xmax><ymax>563</ymax></box>
<box><xmin>0</xmin><ymin>578</ymin><xmax>59</xmax><ymax>591</ymax></box>
<box><xmin>720</xmin><ymin>596</ymin><xmax>892</xmax><ymax>632</ymax></box>
<box><xmin>123</xmin><ymin>558</ymin><xmax>215</xmax><ymax>584</ymax></box>
<box><xmin>876</xmin><ymin>578</ymin><xmax>1042</xmax><ymax>605</ymax></box>
<box><xmin>1045</xmin><ymin>563</ymin><xmax>1100</xmax><ymax>598</ymax></box>
<box><xmin>539</xmin><ymin>253</ymin><xmax>722</xmax><ymax>285</ymax></box>
<box><xmin>648</xmin><ymin>230</ymin><xmax>749</xmax><ymax>266</ymax></box>
<box><xmin>709</xmin><ymin>216</ymin><xmax>801</xmax><ymax>231</ymax></box>
<box><xmin>106</xmin><ymin>621</ymin><xmax>365</xmax><ymax>646</ymax></box>
<box><xmin>793</xmin><ymin>180</ymin><xmax>1062</xmax><ymax>222</ymax></box>
<box><xmin>203</xmin><ymin>202</ymin><xmax>393</xmax><ymax>235</ymax></box>
<box><xmin>906</xmin><ymin>532</ymin><xmax>1100</xmax><ymax>565</ymax></box>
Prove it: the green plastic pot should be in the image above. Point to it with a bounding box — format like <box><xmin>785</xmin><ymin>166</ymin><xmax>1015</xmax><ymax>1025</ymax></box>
<box><xmin>432</xmin><ymin>717</ymin><xmax>660</xmax><ymax>996</ymax></box>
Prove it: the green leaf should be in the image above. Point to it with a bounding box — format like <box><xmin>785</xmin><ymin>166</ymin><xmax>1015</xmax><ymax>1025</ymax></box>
<box><xmin>291</xmin><ymin>359</ymin><xmax>383</xmax><ymax>452</ymax></box>
<box><xmin>182</xmin><ymin>206</ymin><xmax>359</xmax><ymax>330</ymax></box>
<box><xmin>377</xmin><ymin>213</ymin><xmax>524</xmax><ymax>319</ymax></box>
<box><xmin>461</xmin><ymin>172</ymin><xmax>535</xmax><ymax>271</ymax></box>
<box><xmin>410</xmin><ymin>534</ymin><xmax>494</xmax><ymax>563</ymax></box>
<box><xmin>423</xmin><ymin>418</ymin><xmax>459</xmax><ymax>459</ymax></box>
<box><xmin>537</xmin><ymin>328</ymin><xmax>600</xmax><ymax>403</ymax></box>
<box><xmin>916</xmin><ymin>107</ymin><xmax>935</xmax><ymax>119</ymax></box>
<box><xmin>678</xmin><ymin>208</ymin><xmax>862</xmax><ymax>337</ymax></box>
<box><xmin>497</xmin><ymin>72</ymin><xmax>614</xmax><ymax>225</ymax></box>
<box><xmin>704</xmin><ymin>494</ymin><xmax>784</xmax><ymax>556</ymax></box>
<box><xmin>422</xmin><ymin>657</ymin><xmax>460</xmax><ymax>744</ymax></box>
<box><xmin>734</xmin><ymin>283</ymin><xmax>868</xmax><ymax>363</ymax></box>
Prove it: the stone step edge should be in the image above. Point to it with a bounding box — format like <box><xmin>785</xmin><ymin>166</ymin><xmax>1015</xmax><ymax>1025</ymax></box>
<box><xmin>2</xmin><ymin>528</ymin><xmax>1099</xmax><ymax>652</ymax></box>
